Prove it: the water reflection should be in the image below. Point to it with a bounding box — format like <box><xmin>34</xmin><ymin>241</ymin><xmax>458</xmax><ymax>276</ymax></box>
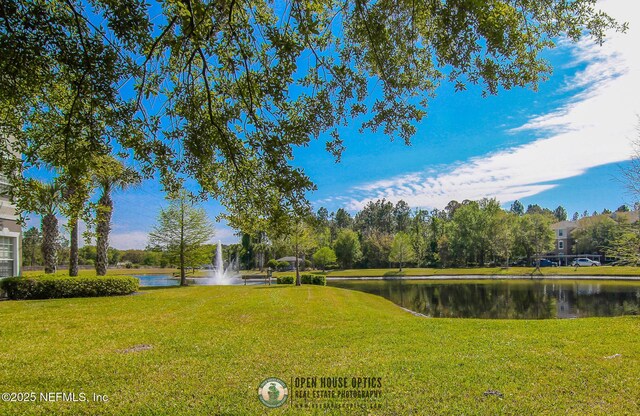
<box><xmin>328</xmin><ymin>279</ymin><xmax>640</xmax><ymax>319</ymax></box>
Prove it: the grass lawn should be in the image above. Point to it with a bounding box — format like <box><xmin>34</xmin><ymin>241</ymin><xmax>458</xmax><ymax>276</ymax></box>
<box><xmin>0</xmin><ymin>286</ymin><xmax>638</xmax><ymax>415</ymax></box>
<box><xmin>277</xmin><ymin>266</ymin><xmax>640</xmax><ymax>278</ymax></box>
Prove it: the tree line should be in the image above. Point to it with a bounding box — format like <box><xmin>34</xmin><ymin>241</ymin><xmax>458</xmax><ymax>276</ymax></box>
<box><xmin>238</xmin><ymin>199</ymin><xmax>558</xmax><ymax>268</ymax></box>
<box><xmin>22</xmin><ymin>196</ymin><xmax>639</xmax><ymax>279</ymax></box>
<box><xmin>237</xmin><ymin>199</ymin><xmax>639</xmax><ymax>275</ymax></box>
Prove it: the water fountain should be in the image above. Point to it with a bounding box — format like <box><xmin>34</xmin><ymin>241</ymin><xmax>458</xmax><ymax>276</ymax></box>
<box><xmin>196</xmin><ymin>241</ymin><xmax>240</xmax><ymax>285</ymax></box>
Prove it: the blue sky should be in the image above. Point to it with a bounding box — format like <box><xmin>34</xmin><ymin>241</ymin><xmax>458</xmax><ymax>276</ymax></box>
<box><xmin>26</xmin><ymin>0</ymin><xmax>640</xmax><ymax>249</ymax></box>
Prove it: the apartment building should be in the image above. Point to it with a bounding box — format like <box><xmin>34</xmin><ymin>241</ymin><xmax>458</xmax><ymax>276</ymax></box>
<box><xmin>550</xmin><ymin>220</ymin><xmax>578</xmax><ymax>258</ymax></box>
<box><xmin>0</xmin><ymin>136</ymin><xmax>21</xmax><ymax>277</ymax></box>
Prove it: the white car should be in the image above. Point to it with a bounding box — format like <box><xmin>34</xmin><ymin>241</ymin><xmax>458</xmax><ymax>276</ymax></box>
<box><xmin>571</xmin><ymin>258</ymin><xmax>601</xmax><ymax>267</ymax></box>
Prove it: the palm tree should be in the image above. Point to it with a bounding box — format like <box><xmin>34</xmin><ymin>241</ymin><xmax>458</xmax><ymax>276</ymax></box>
<box><xmin>61</xmin><ymin>179</ymin><xmax>85</xmax><ymax>278</ymax></box>
<box><xmin>93</xmin><ymin>158</ymin><xmax>141</xmax><ymax>276</ymax></box>
<box><xmin>29</xmin><ymin>180</ymin><xmax>63</xmax><ymax>274</ymax></box>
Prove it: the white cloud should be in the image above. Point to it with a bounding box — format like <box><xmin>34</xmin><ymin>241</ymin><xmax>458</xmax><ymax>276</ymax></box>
<box><xmin>109</xmin><ymin>231</ymin><xmax>150</xmax><ymax>250</ymax></box>
<box><xmin>346</xmin><ymin>0</ymin><xmax>639</xmax><ymax>211</ymax></box>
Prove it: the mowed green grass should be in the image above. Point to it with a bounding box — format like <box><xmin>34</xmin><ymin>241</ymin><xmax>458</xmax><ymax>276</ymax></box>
<box><xmin>0</xmin><ymin>286</ymin><xmax>638</xmax><ymax>415</ymax></box>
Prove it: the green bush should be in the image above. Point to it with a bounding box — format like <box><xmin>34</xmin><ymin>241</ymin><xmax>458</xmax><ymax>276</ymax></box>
<box><xmin>0</xmin><ymin>275</ymin><xmax>139</xmax><ymax>300</ymax></box>
<box><xmin>266</xmin><ymin>259</ymin><xmax>279</xmax><ymax>269</ymax></box>
<box><xmin>276</xmin><ymin>275</ymin><xmax>294</xmax><ymax>284</ymax></box>
<box><xmin>301</xmin><ymin>274</ymin><xmax>326</xmax><ymax>286</ymax></box>
<box><xmin>275</xmin><ymin>274</ymin><xmax>326</xmax><ymax>285</ymax></box>
<box><xmin>277</xmin><ymin>261</ymin><xmax>290</xmax><ymax>271</ymax></box>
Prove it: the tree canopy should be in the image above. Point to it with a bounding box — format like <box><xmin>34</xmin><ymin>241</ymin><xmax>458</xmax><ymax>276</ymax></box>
<box><xmin>0</xmin><ymin>0</ymin><xmax>626</xmax><ymax>232</ymax></box>
<box><xmin>148</xmin><ymin>192</ymin><xmax>215</xmax><ymax>285</ymax></box>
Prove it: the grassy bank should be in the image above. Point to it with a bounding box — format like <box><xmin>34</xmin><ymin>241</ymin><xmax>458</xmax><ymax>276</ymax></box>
<box><xmin>0</xmin><ymin>286</ymin><xmax>638</xmax><ymax>415</ymax></box>
<box><xmin>277</xmin><ymin>266</ymin><xmax>640</xmax><ymax>278</ymax></box>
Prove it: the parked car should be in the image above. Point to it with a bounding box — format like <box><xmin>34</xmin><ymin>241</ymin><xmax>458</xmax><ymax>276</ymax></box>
<box><xmin>571</xmin><ymin>258</ymin><xmax>601</xmax><ymax>267</ymax></box>
<box><xmin>536</xmin><ymin>259</ymin><xmax>558</xmax><ymax>267</ymax></box>
<box><xmin>510</xmin><ymin>259</ymin><xmax>528</xmax><ymax>267</ymax></box>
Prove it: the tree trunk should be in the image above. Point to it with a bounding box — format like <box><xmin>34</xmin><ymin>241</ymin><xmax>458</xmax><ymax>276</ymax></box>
<box><xmin>180</xmin><ymin>199</ymin><xmax>186</xmax><ymax>286</ymax></box>
<box><xmin>95</xmin><ymin>191</ymin><xmax>112</xmax><ymax>276</ymax></box>
<box><xmin>42</xmin><ymin>214</ymin><xmax>58</xmax><ymax>274</ymax></box>
<box><xmin>69</xmin><ymin>218</ymin><xmax>79</xmax><ymax>277</ymax></box>
<box><xmin>295</xmin><ymin>242</ymin><xmax>301</xmax><ymax>286</ymax></box>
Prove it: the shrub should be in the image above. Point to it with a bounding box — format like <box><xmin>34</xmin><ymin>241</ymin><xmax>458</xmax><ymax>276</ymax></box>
<box><xmin>276</xmin><ymin>275</ymin><xmax>294</xmax><ymax>284</ymax></box>
<box><xmin>0</xmin><ymin>275</ymin><xmax>139</xmax><ymax>300</ymax></box>
<box><xmin>301</xmin><ymin>274</ymin><xmax>326</xmax><ymax>286</ymax></box>
<box><xmin>277</xmin><ymin>261</ymin><xmax>290</xmax><ymax>271</ymax></box>
<box><xmin>266</xmin><ymin>259</ymin><xmax>279</xmax><ymax>269</ymax></box>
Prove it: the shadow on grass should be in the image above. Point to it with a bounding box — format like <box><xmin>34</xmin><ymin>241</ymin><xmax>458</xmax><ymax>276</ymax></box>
<box><xmin>138</xmin><ymin>285</ymin><xmax>192</xmax><ymax>291</ymax></box>
<box><xmin>254</xmin><ymin>285</ymin><xmax>290</xmax><ymax>289</ymax></box>
<box><xmin>383</xmin><ymin>270</ymin><xmax>405</xmax><ymax>277</ymax></box>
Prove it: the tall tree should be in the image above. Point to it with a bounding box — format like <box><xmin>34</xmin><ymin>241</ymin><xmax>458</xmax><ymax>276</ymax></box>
<box><xmin>389</xmin><ymin>232</ymin><xmax>415</xmax><ymax>271</ymax></box>
<box><xmin>510</xmin><ymin>200</ymin><xmax>525</xmax><ymax>216</ymax></box>
<box><xmin>449</xmin><ymin>201</ymin><xmax>484</xmax><ymax>266</ymax></box>
<box><xmin>92</xmin><ymin>157</ymin><xmax>141</xmax><ymax>276</ymax></box>
<box><xmin>334</xmin><ymin>229</ymin><xmax>362</xmax><ymax>269</ymax></box>
<box><xmin>284</xmin><ymin>217</ymin><xmax>316</xmax><ymax>286</ymax></box>
<box><xmin>409</xmin><ymin>210</ymin><xmax>431</xmax><ymax>267</ymax></box>
<box><xmin>313</xmin><ymin>247</ymin><xmax>337</xmax><ymax>272</ymax></box>
<box><xmin>528</xmin><ymin>213</ymin><xmax>556</xmax><ymax>267</ymax></box>
<box><xmin>513</xmin><ymin>213</ymin><xmax>554</xmax><ymax>264</ymax></box>
<box><xmin>393</xmin><ymin>200</ymin><xmax>412</xmax><ymax>233</ymax></box>
<box><xmin>355</xmin><ymin>199</ymin><xmax>395</xmax><ymax>235</ymax></box>
<box><xmin>571</xmin><ymin>215</ymin><xmax>621</xmax><ymax>256</ymax></box>
<box><xmin>61</xmin><ymin>173</ymin><xmax>94</xmax><ymax>277</ymax></box>
<box><xmin>21</xmin><ymin>227</ymin><xmax>42</xmax><ymax>267</ymax></box>
<box><xmin>148</xmin><ymin>192</ymin><xmax>215</xmax><ymax>286</ymax></box>
<box><xmin>24</xmin><ymin>180</ymin><xmax>63</xmax><ymax>274</ymax></box>
<box><xmin>333</xmin><ymin>209</ymin><xmax>353</xmax><ymax>230</ymax></box>
<box><xmin>606</xmin><ymin>225</ymin><xmax>640</xmax><ymax>266</ymax></box>
<box><xmin>361</xmin><ymin>231</ymin><xmax>393</xmax><ymax>268</ymax></box>
<box><xmin>491</xmin><ymin>211</ymin><xmax>516</xmax><ymax>267</ymax></box>
<box><xmin>445</xmin><ymin>200</ymin><xmax>462</xmax><ymax>220</ymax></box>
<box><xmin>553</xmin><ymin>206</ymin><xmax>568</xmax><ymax>222</ymax></box>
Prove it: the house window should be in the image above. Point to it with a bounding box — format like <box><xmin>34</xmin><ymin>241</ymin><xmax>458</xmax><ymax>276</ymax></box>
<box><xmin>0</xmin><ymin>175</ymin><xmax>9</xmax><ymax>198</ymax></box>
<box><xmin>558</xmin><ymin>229</ymin><xmax>564</xmax><ymax>237</ymax></box>
<box><xmin>0</xmin><ymin>236</ymin><xmax>15</xmax><ymax>277</ymax></box>
<box><xmin>558</xmin><ymin>241</ymin><xmax>564</xmax><ymax>250</ymax></box>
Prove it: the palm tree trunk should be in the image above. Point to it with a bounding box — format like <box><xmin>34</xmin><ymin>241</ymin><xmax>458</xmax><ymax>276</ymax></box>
<box><xmin>69</xmin><ymin>218</ymin><xmax>79</xmax><ymax>277</ymax></box>
<box><xmin>42</xmin><ymin>214</ymin><xmax>58</xmax><ymax>274</ymax></box>
<box><xmin>95</xmin><ymin>191</ymin><xmax>112</xmax><ymax>276</ymax></box>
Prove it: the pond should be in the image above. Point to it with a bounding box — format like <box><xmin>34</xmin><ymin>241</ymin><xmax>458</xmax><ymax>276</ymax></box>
<box><xmin>134</xmin><ymin>274</ymin><xmax>180</xmax><ymax>287</ymax></box>
<box><xmin>327</xmin><ymin>279</ymin><xmax>640</xmax><ymax>319</ymax></box>
<box><xmin>134</xmin><ymin>274</ymin><xmax>269</xmax><ymax>287</ymax></box>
